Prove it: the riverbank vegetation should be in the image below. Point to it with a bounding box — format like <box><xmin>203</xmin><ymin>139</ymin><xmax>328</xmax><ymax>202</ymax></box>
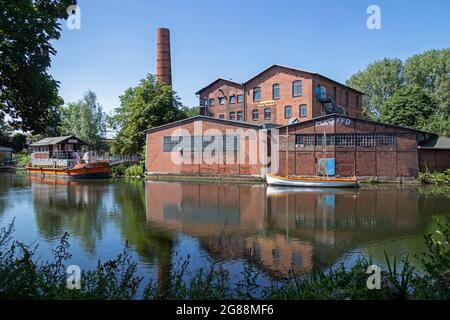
<box><xmin>418</xmin><ymin>169</ymin><xmax>450</xmax><ymax>185</ymax></box>
<box><xmin>0</xmin><ymin>216</ymin><xmax>448</xmax><ymax>300</ymax></box>
<box><xmin>111</xmin><ymin>162</ymin><xmax>145</xmax><ymax>178</ymax></box>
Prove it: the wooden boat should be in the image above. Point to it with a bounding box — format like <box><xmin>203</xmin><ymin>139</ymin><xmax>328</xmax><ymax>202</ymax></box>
<box><xmin>266</xmin><ymin>185</ymin><xmax>360</xmax><ymax>196</ymax></box>
<box><xmin>26</xmin><ymin>161</ymin><xmax>111</xmax><ymax>180</ymax></box>
<box><xmin>266</xmin><ymin>174</ymin><xmax>359</xmax><ymax>188</ymax></box>
<box><xmin>266</xmin><ymin>127</ymin><xmax>359</xmax><ymax>188</ymax></box>
<box><xmin>26</xmin><ymin>135</ymin><xmax>111</xmax><ymax>180</ymax></box>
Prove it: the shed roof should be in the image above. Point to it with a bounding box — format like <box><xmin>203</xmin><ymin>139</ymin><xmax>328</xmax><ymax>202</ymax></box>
<box><xmin>0</xmin><ymin>146</ymin><xmax>13</xmax><ymax>152</ymax></box>
<box><xmin>29</xmin><ymin>135</ymin><xmax>87</xmax><ymax>147</ymax></box>
<box><xmin>418</xmin><ymin>136</ymin><xmax>450</xmax><ymax>150</ymax></box>
<box><xmin>144</xmin><ymin>115</ymin><xmax>263</xmax><ymax>134</ymax></box>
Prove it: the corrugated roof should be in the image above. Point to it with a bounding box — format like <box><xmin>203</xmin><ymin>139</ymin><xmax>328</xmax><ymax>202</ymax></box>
<box><xmin>0</xmin><ymin>146</ymin><xmax>13</xmax><ymax>152</ymax></box>
<box><xmin>29</xmin><ymin>135</ymin><xmax>87</xmax><ymax>147</ymax></box>
<box><xmin>144</xmin><ymin>115</ymin><xmax>263</xmax><ymax>134</ymax></box>
<box><xmin>418</xmin><ymin>136</ymin><xmax>450</xmax><ymax>150</ymax></box>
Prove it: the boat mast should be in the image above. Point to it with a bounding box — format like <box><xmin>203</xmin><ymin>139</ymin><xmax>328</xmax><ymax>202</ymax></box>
<box><xmin>323</xmin><ymin>130</ymin><xmax>327</xmax><ymax>178</ymax></box>
<box><xmin>285</xmin><ymin>126</ymin><xmax>289</xmax><ymax>177</ymax></box>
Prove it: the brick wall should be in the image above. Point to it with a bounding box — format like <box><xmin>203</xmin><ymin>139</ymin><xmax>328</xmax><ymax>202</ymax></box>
<box><xmin>275</xmin><ymin>116</ymin><xmax>420</xmax><ymax>178</ymax></box>
<box><xmin>197</xmin><ymin>66</ymin><xmax>363</xmax><ymax>126</ymax></box>
<box><xmin>146</xmin><ymin>119</ymin><xmax>265</xmax><ymax>176</ymax></box>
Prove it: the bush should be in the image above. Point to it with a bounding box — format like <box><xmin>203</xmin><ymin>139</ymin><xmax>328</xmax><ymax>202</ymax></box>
<box><xmin>418</xmin><ymin>168</ymin><xmax>450</xmax><ymax>185</ymax></box>
<box><xmin>15</xmin><ymin>153</ymin><xmax>31</xmax><ymax>167</ymax></box>
<box><xmin>124</xmin><ymin>164</ymin><xmax>144</xmax><ymax>177</ymax></box>
<box><xmin>111</xmin><ymin>164</ymin><xmax>128</xmax><ymax>177</ymax></box>
<box><xmin>1</xmin><ymin>216</ymin><xmax>449</xmax><ymax>300</ymax></box>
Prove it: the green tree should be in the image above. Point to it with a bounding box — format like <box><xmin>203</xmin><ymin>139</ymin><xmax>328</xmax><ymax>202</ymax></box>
<box><xmin>10</xmin><ymin>133</ymin><xmax>27</xmax><ymax>153</ymax></box>
<box><xmin>346</xmin><ymin>58</ymin><xmax>404</xmax><ymax>120</ymax></box>
<box><xmin>60</xmin><ymin>91</ymin><xmax>106</xmax><ymax>150</ymax></box>
<box><xmin>381</xmin><ymin>85</ymin><xmax>435</xmax><ymax>128</ymax></box>
<box><xmin>110</xmin><ymin>74</ymin><xmax>185</xmax><ymax>155</ymax></box>
<box><xmin>0</xmin><ymin>0</ymin><xmax>76</xmax><ymax>133</ymax></box>
<box><xmin>0</xmin><ymin>121</ymin><xmax>13</xmax><ymax>146</ymax></box>
<box><xmin>404</xmin><ymin>48</ymin><xmax>450</xmax><ymax>117</ymax></box>
<box><xmin>182</xmin><ymin>106</ymin><xmax>200</xmax><ymax>118</ymax></box>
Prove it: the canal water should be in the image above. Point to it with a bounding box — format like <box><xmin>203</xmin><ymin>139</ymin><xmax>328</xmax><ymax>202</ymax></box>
<box><xmin>0</xmin><ymin>172</ymin><xmax>449</xmax><ymax>290</ymax></box>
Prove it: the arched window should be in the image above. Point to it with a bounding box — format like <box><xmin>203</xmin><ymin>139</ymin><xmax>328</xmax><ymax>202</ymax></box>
<box><xmin>284</xmin><ymin>105</ymin><xmax>292</xmax><ymax>119</ymax></box>
<box><xmin>264</xmin><ymin>108</ymin><xmax>271</xmax><ymax>120</ymax></box>
<box><xmin>293</xmin><ymin>80</ymin><xmax>302</xmax><ymax>97</ymax></box>
<box><xmin>272</xmin><ymin>83</ymin><xmax>280</xmax><ymax>100</ymax></box>
<box><xmin>253</xmin><ymin>87</ymin><xmax>261</xmax><ymax>101</ymax></box>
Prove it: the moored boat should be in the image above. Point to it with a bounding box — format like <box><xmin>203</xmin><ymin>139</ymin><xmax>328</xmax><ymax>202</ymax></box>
<box><xmin>266</xmin><ymin>174</ymin><xmax>359</xmax><ymax>188</ymax></box>
<box><xmin>26</xmin><ymin>135</ymin><xmax>111</xmax><ymax>180</ymax></box>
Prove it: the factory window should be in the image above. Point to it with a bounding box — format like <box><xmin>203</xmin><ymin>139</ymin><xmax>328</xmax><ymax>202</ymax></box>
<box><xmin>229</xmin><ymin>95</ymin><xmax>236</xmax><ymax>104</ymax></box>
<box><xmin>209</xmin><ymin>98</ymin><xmax>215</xmax><ymax>106</ymax></box>
<box><xmin>272</xmin><ymin>84</ymin><xmax>280</xmax><ymax>100</ymax></box>
<box><xmin>284</xmin><ymin>105</ymin><xmax>292</xmax><ymax>119</ymax></box>
<box><xmin>219</xmin><ymin>97</ymin><xmax>226</xmax><ymax>105</ymax></box>
<box><xmin>252</xmin><ymin>109</ymin><xmax>259</xmax><ymax>121</ymax></box>
<box><xmin>237</xmin><ymin>111</ymin><xmax>243</xmax><ymax>121</ymax></box>
<box><xmin>219</xmin><ymin>114</ymin><xmax>225</xmax><ymax>119</ymax></box>
<box><xmin>253</xmin><ymin>87</ymin><xmax>261</xmax><ymax>101</ymax></box>
<box><xmin>229</xmin><ymin>112</ymin><xmax>236</xmax><ymax>120</ymax></box>
<box><xmin>163</xmin><ymin>136</ymin><xmax>182</xmax><ymax>152</ymax></box>
<box><xmin>295</xmin><ymin>134</ymin><xmax>314</xmax><ymax>146</ymax></box>
<box><xmin>376</xmin><ymin>133</ymin><xmax>396</xmax><ymax>146</ymax></box>
<box><xmin>264</xmin><ymin>108</ymin><xmax>271</xmax><ymax>120</ymax></box>
<box><xmin>293</xmin><ymin>80</ymin><xmax>302</xmax><ymax>97</ymax></box>
<box><xmin>335</xmin><ymin>133</ymin><xmax>355</xmax><ymax>146</ymax></box>
<box><xmin>299</xmin><ymin>104</ymin><xmax>307</xmax><ymax>117</ymax></box>
<box><xmin>237</xmin><ymin>94</ymin><xmax>244</xmax><ymax>103</ymax></box>
<box><xmin>356</xmin><ymin>133</ymin><xmax>376</xmax><ymax>147</ymax></box>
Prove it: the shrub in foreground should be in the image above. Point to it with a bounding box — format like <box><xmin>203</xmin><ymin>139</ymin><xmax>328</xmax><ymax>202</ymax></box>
<box><xmin>0</xmin><ymin>216</ymin><xmax>449</xmax><ymax>300</ymax></box>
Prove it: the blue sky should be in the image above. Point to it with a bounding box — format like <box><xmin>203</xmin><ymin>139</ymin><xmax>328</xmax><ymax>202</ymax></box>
<box><xmin>50</xmin><ymin>0</ymin><xmax>450</xmax><ymax>115</ymax></box>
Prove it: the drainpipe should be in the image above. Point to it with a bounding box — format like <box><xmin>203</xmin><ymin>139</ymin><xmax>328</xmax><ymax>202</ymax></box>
<box><xmin>242</xmin><ymin>83</ymin><xmax>247</xmax><ymax>122</ymax></box>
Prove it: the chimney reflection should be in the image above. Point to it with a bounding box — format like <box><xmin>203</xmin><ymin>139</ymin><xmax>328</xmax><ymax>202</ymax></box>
<box><xmin>144</xmin><ymin>181</ymin><xmax>432</xmax><ymax>275</ymax></box>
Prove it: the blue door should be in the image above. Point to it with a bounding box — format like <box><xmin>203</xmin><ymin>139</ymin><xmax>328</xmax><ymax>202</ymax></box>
<box><xmin>318</xmin><ymin>158</ymin><xmax>335</xmax><ymax>176</ymax></box>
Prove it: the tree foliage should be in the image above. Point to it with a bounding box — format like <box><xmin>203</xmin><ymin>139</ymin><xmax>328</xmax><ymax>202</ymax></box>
<box><xmin>109</xmin><ymin>75</ymin><xmax>186</xmax><ymax>155</ymax></box>
<box><xmin>346</xmin><ymin>58</ymin><xmax>404</xmax><ymax>120</ymax></box>
<box><xmin>404</xmin><ymin>49</ymin><xmax>450</xmax><ymax>117</ymax></box>
<box><xmin>381</xmin><ymin>85</ymin><xmax>435</xmax><ymax>128</ymax></box>
<box><xmin>60</xmin><ymin>91</ymin><xmax>106</xmax><ymax>150</ymax></box>
<box><xmin>0</xmin><ymin>0</ymin><xmax>77</xmax><ymax>133</ymax></box>
<box><xmin>346</xmin><ymin>48</ymin><xmax>450</xmax><ymax>135</ymax></box>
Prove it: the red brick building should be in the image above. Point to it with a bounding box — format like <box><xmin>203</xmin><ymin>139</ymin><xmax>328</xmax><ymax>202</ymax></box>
<box><xmin>275</xmin><ymin>114</ymin><xmax>439</xmax><ymax>180</ymax></box>
<box><xmin>197</xmin><ymin>65</ymin><xmax>363</xmax><ymax>125</ymax></box>
<box><xmin>145</xmin><ymin>62</ymin><xmax>449</xmax><ymax>180</ymax></box>
<box><xmin>145</xmin><ymin>116</ymin><xmax>268</xmax><ymax>177</ymax></box>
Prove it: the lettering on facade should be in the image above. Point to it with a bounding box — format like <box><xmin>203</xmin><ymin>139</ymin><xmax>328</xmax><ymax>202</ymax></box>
<box><xmin>258</xmin><ymin>100</ymin><xmax>275</xmax><ymax>107</ymax></box>
<box><xmin>315</xmin><ymin>117</ymin><xmax>352</xmax><ymax>127</ymax></box>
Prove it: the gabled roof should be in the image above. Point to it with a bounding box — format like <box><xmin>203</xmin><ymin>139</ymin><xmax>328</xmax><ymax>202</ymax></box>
<box><xmin>29</xmin><ymin>135</ymin><xmax>87</xmax><ymax>147</ymax></box>
<box><xmin>277</xmin><ymin>113</ymin><xmax>437</xmax><ymax>135</ymax></box>
<box><xmin>145</xmin><ymin>115</ymin><xmax>262</xmax><ymax>134</ymax></box>
<box><xmin>195</xmin><ymin>78</ymin><xmax>242</xmax><ymax>95</ymax></box>
<box><xmin>243</xmin><ymin>65</ymin><xmax>365</xmax><ymax>95</ymax></box>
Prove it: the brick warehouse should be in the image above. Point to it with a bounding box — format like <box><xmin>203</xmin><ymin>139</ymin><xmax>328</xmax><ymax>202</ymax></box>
<box><xmin>196</xmin><ymin>65</ymin><xmax>364</xmax><ymax>125</ymax></box>
<box><xmin>145</xmin><ymin>28</ymin><xmax>450</xmax><ymax>181</ymax></box>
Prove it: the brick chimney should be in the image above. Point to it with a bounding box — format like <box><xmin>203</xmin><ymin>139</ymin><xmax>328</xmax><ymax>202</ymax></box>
<box><xmin>156</xmin><ymin>28</ymin><xmax>172</xmax><ymax>86</ymax></box>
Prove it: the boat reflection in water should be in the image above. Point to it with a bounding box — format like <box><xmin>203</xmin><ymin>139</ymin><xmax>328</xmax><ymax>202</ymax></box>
<box><xmin>7</xmin><ymin>173</ymin><xmax>447</xmax><ymax>283</ymax></box>
<box><xmin>144</xmin><ymin>181</ymin><xmax>445</xmax><ymax>276</ymax></box>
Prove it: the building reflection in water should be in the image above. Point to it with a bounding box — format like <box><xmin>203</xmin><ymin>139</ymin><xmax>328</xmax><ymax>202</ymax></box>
<box><xmin>145</xmin><ymin>181</ymin><xmax>445</xmax><ymax>275</ymax></box>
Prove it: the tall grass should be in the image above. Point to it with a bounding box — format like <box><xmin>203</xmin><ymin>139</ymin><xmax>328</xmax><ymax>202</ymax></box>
<box><xmin>0</xmin><ymin>216</ymin><xmax>449</xmax><ymax>300</ymax></box>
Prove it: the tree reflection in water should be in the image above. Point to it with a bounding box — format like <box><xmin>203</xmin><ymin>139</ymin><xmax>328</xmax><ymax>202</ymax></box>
<box><xmin>1</xmin><ymin>173</ymin><xmax>449</xmax><ymax>287</ymax></box>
